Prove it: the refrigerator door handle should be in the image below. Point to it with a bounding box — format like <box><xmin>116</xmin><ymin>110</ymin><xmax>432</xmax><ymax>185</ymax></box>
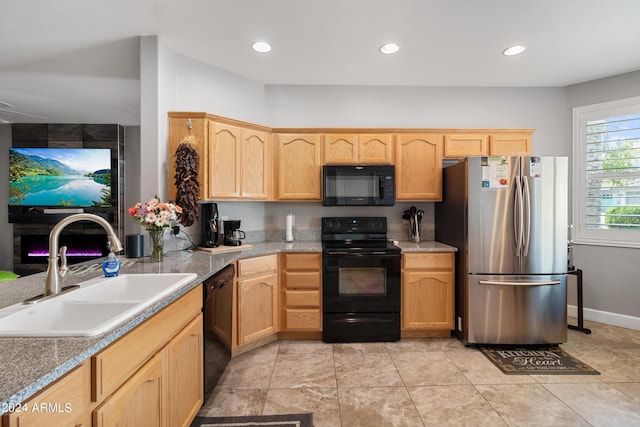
<box><xmin>514</xmin><ymin>176</ymin><xmax>524</xmax><ymax>255</ymax></box>
<box><xmin>479</xmin><ymin>280</ymin><xmax>562</xmax><ymax>286</ymax></box>
<box><xmin>522</xmin><ymin>176</ymin><xmax>531</xmax><ymax>256</ymax></box>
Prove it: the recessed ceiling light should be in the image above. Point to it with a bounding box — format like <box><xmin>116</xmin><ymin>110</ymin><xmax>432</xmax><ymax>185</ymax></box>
<box><xmin>503</xmin><ymin>45</ymin><xmax>526</xmax><ymax>56</ymax></box>
<box><xmin>252</xmin><ymin>41</ymin><xmax>272</xmax><ymax>53</ymax></box>
<box><xmin>379</xmin><ymin>43</ymin><xmax>400</xmax><ymax>54</ymax></box>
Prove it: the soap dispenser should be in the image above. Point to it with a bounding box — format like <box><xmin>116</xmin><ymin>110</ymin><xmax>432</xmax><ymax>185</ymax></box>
<box><xmin>102</xmin><ymin>252</ymin><xmax>121</xmax><ymax>277</ymax></box>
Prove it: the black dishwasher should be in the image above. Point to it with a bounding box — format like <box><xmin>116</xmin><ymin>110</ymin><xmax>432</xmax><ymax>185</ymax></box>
<box><xmin>203</xmin><ymin>264</ymin><xmax>234</xmax><ymax>401</ymax></box>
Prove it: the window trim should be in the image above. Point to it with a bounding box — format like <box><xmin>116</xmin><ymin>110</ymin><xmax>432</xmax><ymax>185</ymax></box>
<box><xmin>572</xmin><ymin>95</ymin><xmax>640</xmax><ymax>248</ymax></box>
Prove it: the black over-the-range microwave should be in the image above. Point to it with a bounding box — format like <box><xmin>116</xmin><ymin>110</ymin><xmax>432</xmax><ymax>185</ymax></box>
<box><xmin>322</xmin><ymin>165</ymin><xmax>395</xmax><ymax>206</ymax></box>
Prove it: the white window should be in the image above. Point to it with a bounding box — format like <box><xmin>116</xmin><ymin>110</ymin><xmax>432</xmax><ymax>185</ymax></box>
<box><xmin>572</xmin><ymin>96</ymin><xmax>640</xmax><ymax>248</ymax></box>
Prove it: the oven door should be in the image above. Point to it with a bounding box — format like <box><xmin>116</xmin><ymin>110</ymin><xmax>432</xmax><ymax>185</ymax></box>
<box><xmin>322</xmin><ymin>250</ymin><xmax>401</xmax><ymax>313</ymax></box>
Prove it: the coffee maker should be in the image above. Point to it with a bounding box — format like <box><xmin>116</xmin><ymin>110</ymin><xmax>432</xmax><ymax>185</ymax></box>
<box><xmin>200</xmin><ymin>202</ymin><xmax>219</xmax><ymax>248</ymax></box>
<box><xmin>223</xmin><ymin>219</ymin><xmax>245</xmax><ymax>246</ymax></box>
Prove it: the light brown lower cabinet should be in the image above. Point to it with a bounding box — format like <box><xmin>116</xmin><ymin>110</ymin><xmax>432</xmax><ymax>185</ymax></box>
<box><xmin>165</xmin><ymin>315</ymin><xmax>204</xmax><ymax>427</ymax></box>
<box><xmin>93</xmin><ymin>352</ymin><xmax>165</xmax><ymax>426</ymax></box>
<box><xmin>280</xmin><ymin>253</ymin><xmax>322</xmax><ymax>332</ymax></box>
<box><xmin>92</xmin><ymin>287</ymin><xmax>203</xmax><ymax>427</ymax></box>
<box><xmin>2</xmin><ymin>361</ymin><xmax>92</xmax><ymax>427</ymax></box>
<box><xmin>237</xmin><ymin>255</ymin><xmax>279</xmax><ymax>346</ymax></box>
<box><xmin>402</xmin><ymin>252</ymin><xmax>455</xmax><ymax>334</ymax></box>
<box><xmin>3</xmin><ymin>285</ymin><xmax>204</xmax><ymax>427</ymax></box>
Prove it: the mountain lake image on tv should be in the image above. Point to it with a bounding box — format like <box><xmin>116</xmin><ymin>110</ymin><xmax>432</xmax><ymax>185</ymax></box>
<box><xmin>9</xmin><ymin>148</ymin><xmax>112</xmax><ymax>207</ymax></box>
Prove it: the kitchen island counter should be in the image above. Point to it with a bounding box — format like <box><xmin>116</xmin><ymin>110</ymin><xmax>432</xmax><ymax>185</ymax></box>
<box><xmin>0</xmin><ymin>239</ymin><xmax>455</xmax><ymax>413</ymax></box>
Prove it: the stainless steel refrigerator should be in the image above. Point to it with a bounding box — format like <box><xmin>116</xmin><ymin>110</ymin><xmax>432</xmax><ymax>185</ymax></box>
<box><xmin>435</xmin><ymin>156</ymin><xmax>568</xmax><ymax>345</ymax></box>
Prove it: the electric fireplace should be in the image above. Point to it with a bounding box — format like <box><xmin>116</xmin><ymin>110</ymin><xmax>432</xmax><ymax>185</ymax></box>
<box><xmin>20</xmin><ymin>234</ymin><xmax>109</xmax><ymax>265</ymax></box>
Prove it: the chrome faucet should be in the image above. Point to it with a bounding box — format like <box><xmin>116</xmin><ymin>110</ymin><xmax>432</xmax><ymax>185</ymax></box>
<box><xmin>44</xmin><ymin>213</ymin><xmax>123</xmax><ymax>297</ymax></box>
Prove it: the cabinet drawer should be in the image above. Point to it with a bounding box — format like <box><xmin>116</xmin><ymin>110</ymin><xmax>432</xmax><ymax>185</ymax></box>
<box><xmin>283</xmin><ymin>271</ymin><xmax>321</xmax><ymax>289</ymax></box>
<box><xmin>284</xmin><ymin>308</ymin><xmax>321</xmax><ymax>330</ymax></box>
<box><xmin>238</xmin><ymin>254</ymin><xmax>278</xmax><ymax>277</ymax></box>
<box><xmin>284</xmin><ymin>289</ymin><xmax>320</xmax><ymax>307</ymax></box>
<box><xmin>282</xmin><ymin>253</ymin><xmax>321</xmax><ymax>270</ymax></box>
<box><xmin>92</xmin><ymin>286</ymin><xmax>202</xmax><ymax>403</ymax></box>
<box><xmin>403</xmin><ymin>252</ymin><xmax>454</xmax><ymax>271</ymax></box>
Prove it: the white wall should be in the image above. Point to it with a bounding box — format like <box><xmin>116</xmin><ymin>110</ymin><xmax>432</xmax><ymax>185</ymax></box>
<box><xmin>174</xmin><ymin>54</ymin><xmax>268</xmax><ymax>125</ymax></box>
<box><xmin>565</xmin><ymin>70</ymin><xmax>640</xmax><ymax>326</ymax></box>
<box><xmin>266</xmin><ymin>85</ymin><xmax>569</xmax><ymax>156</ymax></box>
<box><xmin>139</xmin><ymin>36</ymin><xmax>162</xmax><ymax>202</ymax></box>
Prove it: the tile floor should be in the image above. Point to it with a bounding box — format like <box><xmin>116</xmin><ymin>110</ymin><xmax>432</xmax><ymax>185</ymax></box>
<box><xmin>198</xmin><ymin>321</ymin><xmax>640</xmax><ymax>426</ymax></box>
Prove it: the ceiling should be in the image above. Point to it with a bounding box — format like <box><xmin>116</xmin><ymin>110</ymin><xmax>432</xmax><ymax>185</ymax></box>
<box><xmin>1</xmin><ymin>0</ymin><xmax>640</xmax><ymax>125</ymax></box>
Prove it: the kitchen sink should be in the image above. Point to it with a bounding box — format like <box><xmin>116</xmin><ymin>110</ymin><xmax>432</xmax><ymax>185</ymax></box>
<box><xmin>66</xmin><ymin>273</ymin><xmax>198</xmax><ymax>303</ymax></box>
<box><xmin>0</xmin><ymin>273</ymin><xmax>197</xmax><ymax>337</ymax></box>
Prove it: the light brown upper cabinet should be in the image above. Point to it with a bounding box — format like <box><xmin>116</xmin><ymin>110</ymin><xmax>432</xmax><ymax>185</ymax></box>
<box><xmin>443</xmin><ymin>133</ymin><xmax>488</xmax><ymax>157</ymax></box>
<box><xmin>489</xmin><ymin>133</ymin><xmax>532</xmax><ymax>156</ymax></box>
<box><xmin>168</xmin><ymin>113</ymin><xmax>271</xmax><ymax>201</ymax></box>
<box><xmin>240</xmin><ymin>127</ymin><xmax>271</xmax><ymax>199</ymax></box>
<box><xmin>324</xmin><ymin>133</ymin><xmax>393</xmax><ymax>164</ymax></box>
<box><xmin>208</xmin><ymin>122</ymin><xmax>272</xmax><ymax>200</ymax></box>
<box><xmin>208</xmin><ymin>122</ymin><xmax>241</xmax><ymax>198</ymax></box>
<box><xmin>396</xmin><ymin>133</ymin><xmax>443</xmax><ymax>201</ymax></box>
<box><xmin>275</xmin><ymin>133</ymin><xmax>322</xmax><ymax>200</ymax></box>
<box><xmin>169</xmin><ymin>113</ymin><xmax>535</xmax><ymax>202</ymax></box>
<box><xmin>442</xmin><ymin>131</ymin><xmax>533</xmax><ymax>158</ymax></box>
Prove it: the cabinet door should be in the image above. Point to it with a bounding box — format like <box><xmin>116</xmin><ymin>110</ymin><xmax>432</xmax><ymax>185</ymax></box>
<box><xmin>241</xmin><ymin>128</ymin><xmax>271</xmax><ymax>199</ymax></box>
<box><xmin>166</xmin><ymin>315</ymin><xmax>203</xmax><ymax>427</ymax></box>
<box><xmin>489</xmin><ymin>133</ymin><xmax>532</xmax><ymax>155</ymax></box>
<box><xmin>209</xmin><ymin>122</ymin><xmax>241</xmax><ymax>198</ymax></box>
<box><xmin>402</xmin><ymin>271</ymin><xmax>454</xmax><ymax>330</ymax></box>
<box><xmin>443</xmin><ymin>134</ymin><xmax>488</xmax><ymax>158</ymax></box>
<box><xmin>168</xmin><ymin>115</ymin><xmax>207</xmax><ymax>201</ymax></box>
<box><xmin>4</xmin><ymin>362</ymin><xmax>91</xmax><ymax>427</ymax></box>
<box><xmin>396</xmin><ymin>133</ymin><xmax>443</xmax><ymax>200</ymax></box>
<box><xmin>276</xmin><ymin>133</ymin><xmax>322</xmax><ymax>200</ymax></box>
<box><xmin>237</xmin><ymin>273</ymin><xmax>278</xmax><ymax>345</ymax></box>
<box><xmin>94</xmin><ymin>353</ymin><xmax>166</xmax><ymax>427</ymax></box>
<box><xmin>324</xmin><ymin>133</ymin><xmax>358</xmax><ymax>163</ymax></box>
<box><xmin>359</xmin><ymin>133</ymin><xmax>394</xmax><ymax>163</ymax></box>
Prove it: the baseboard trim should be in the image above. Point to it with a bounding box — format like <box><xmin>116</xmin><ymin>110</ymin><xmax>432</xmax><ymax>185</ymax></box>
<box><xmin>568</xmin><ymin>305</ymin><xmax>640</xmax><ymax>331</ymax></box>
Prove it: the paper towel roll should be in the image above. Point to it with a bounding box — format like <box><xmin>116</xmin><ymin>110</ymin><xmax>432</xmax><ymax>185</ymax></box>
<box><xmin>285</xmin><ymin>213</ymin><xmax>294</xmax><ymax>242</ymax></box>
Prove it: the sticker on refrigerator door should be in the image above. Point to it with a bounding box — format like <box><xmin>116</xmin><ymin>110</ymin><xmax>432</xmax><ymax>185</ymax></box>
<box><xmin>530</xmin><ymin>156</ymin><xmax>542</xmax><ymax>177</ymax></box>
<box><xmin>481</xmin><ymin>157</ymin><xmax>509</xmax><ymax>188</ymax></box>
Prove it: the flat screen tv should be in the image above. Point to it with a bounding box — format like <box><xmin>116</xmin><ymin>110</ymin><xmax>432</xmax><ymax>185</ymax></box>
<box><xmin>9</xmin><ymin>147</ymin><xmax>112</xmax><ymax>207</ymax></box>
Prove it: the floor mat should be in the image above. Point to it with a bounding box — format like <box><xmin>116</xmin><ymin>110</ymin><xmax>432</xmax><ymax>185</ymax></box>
<box><xmin>479</xmin><ymin>346</ymin><xmax>600</xmax><ymax>375</ymax></box>
<box><xmin>190</xmin><ymin>413</ymin><xmax>314</xmax><ymax>427</ymax></box>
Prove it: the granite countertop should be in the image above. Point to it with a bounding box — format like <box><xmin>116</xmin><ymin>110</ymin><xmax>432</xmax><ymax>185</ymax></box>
<box><xmin>393</xmin><ymin>240</ymin><xmax>458</xmax><ymax>252</ymax></box>
<box><xmin>0</xmin><ymin>239</ymin><xmax>455</xmax><ymax>413</ymax></box>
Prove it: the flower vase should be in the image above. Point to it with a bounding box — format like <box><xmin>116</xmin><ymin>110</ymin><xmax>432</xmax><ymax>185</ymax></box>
<box><xmin>148</xmin><ymin>229</ymin><xmax>165</xmax><ymax>262</ymax></box>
